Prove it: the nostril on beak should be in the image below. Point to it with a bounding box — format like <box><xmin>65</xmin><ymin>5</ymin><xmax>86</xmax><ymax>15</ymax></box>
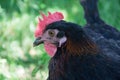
<box><xmin>33</xmin><ymin>37</ymin><xmax>43</xmax><ymax>47</ymax></box>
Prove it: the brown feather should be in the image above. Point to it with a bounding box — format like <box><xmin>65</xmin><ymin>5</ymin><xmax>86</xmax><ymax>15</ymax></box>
<box><xmin>65</xmin><ymin>37</ymin><xmax>98</xmax><ymax>55</ymax></box>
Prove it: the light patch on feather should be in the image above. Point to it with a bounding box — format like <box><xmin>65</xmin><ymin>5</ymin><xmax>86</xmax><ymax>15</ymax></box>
<box><xmin>59</xmin><ymin>37</ymin><xmax>67</xmax><ymax>47</ymax></box>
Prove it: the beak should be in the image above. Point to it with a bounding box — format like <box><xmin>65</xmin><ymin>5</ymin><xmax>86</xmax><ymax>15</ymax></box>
<box><xmin>33</xmin><ymin>37</ymin><xmax>43</xmax><ymax>47</ymax></box>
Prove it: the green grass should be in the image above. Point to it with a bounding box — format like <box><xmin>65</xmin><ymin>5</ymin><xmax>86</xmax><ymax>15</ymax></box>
<box><xmin>0</xmin><ymin>0</ymin><xmax>120</xmax><ymax>80</ymax></box>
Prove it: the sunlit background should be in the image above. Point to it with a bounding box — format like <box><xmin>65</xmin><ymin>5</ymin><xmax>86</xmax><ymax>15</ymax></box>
<box><xmin>0</xmin><ymin>0</ymin><xmax>120</xmax><ymax>80</ymax></box>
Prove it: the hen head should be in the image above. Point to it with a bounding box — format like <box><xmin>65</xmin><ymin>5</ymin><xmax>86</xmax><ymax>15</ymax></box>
<box><xmin>33</xmin><ymin>12</ymin><xmax>98</xmax><ymax>57</ymax></box>
<box><xmin>33</xmin><ymin>12</ymin><xmax>67</xmax><ymax>57</ymax></box>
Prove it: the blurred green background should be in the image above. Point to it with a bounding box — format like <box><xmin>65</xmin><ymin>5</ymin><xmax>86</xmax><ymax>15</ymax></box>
<box><xmin>0</xmin><ymin>0</ymin><xmax>120</xmax><ymax>80</ymax></box>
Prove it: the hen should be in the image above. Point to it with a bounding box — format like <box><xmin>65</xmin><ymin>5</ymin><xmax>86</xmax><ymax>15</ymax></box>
<box><xmin>33</xmin><ymin>0</ymin><xmax>120</xmax><ymax>80</ymax></box>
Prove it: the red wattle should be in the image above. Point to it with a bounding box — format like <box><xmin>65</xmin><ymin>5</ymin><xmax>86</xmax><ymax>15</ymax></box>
<box><xmin>44</xmin><ymin>42</ymin><xmax>57</xmax><ymax>57</ymax></box>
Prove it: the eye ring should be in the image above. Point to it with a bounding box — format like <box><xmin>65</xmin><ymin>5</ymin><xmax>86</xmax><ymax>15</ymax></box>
<box><xmin>48</xmin><ymin>30</ymin><xmax>55</xmax><ymax>37</ymax></box>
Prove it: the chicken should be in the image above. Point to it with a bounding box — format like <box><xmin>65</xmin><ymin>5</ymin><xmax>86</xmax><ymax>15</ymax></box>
<box><xmin>33</xmin><ymin>0</ymin><xmax>120</xmax><ymax>80</ymax></box>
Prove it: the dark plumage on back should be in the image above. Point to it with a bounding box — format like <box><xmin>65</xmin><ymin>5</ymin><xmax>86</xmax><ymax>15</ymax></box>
<box><xmin>81</xmin><ymin>0</ymin><xmax>120</xmax><ymax>40</ymax></box>
<box><xmin>80</xmin><ymin>0</ymin><xmax>120</xmax><ymax>56</ymax></box>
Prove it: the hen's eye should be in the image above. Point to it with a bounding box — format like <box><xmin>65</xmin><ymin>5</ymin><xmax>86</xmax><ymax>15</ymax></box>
<box><xmin>48</xmin><ymin>30</ymin><xmax>55</xmax><ymax>37</ymax></box>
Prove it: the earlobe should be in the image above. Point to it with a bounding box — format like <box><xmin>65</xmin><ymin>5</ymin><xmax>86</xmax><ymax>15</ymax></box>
<box><xmin>58</xmin><ymin>37</ymin><xmax>67</xmax><ymax>47</ymax></box>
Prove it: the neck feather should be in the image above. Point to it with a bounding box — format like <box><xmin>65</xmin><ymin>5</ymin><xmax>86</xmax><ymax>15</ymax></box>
<box><xmin>65</xmin><ymin>37</ymin><xmax>98</xmax><ymax>56</ymax></box>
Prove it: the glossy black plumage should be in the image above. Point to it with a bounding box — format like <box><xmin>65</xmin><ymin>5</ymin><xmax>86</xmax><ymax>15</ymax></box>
<box><xmin>46</xmin><ymin>0</ymin><xmax>120</xmax><ymax>80</ymax></box>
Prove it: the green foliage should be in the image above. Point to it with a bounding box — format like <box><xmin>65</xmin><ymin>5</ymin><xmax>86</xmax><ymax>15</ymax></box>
<box><xmin>0</xmin><ymin>74</ymin><xmax>6</xmax><ymax>80</ymax></box>
<box><xmin>0</xmin><ymin>0</ymin><xmax>120</xmax><ymax>80</ymax></box>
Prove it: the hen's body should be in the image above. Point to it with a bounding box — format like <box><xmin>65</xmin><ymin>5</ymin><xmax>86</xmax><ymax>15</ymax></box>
<box><xmin>47</xmin><ymin>21</ymin><xmax>120</xmax><ymax>80</ymax></box>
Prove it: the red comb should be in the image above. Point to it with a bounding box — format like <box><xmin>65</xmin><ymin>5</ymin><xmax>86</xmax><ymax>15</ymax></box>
<box><xmin>35</xmin><ymin>12</ymin><xmax>64</xmax><ymax>37</ymax></box>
